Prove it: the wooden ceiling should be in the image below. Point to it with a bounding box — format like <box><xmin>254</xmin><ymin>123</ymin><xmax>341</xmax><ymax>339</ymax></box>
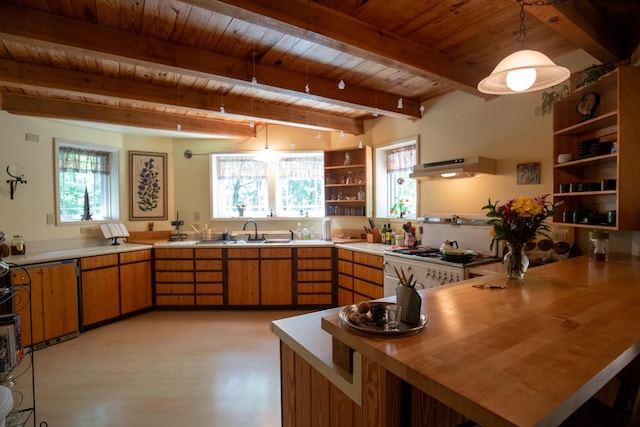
<box><xmin>0</xmin><ymin>0</ymin><xmax>638</xmax><ymax>138</ymax></box>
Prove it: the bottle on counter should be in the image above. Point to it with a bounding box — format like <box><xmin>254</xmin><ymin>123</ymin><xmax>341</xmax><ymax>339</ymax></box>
<box><xmin>10</xmin><ymin>235</ymin><xmax>25</xmax><ymax>255</ymax></box>
<box><xmin>296</xmin><ymin>222</ymin><xmax>302</xmax><ymax>240</ymax></box>
<box><xmin>302</xmin><ymin>224</ymin><xmax>310</xmax><ymax>240</ymax></box>
<box><xmin>589</xmin><ymin>230</ymin><xmax>608</xmax><ymax>262</ymax></box>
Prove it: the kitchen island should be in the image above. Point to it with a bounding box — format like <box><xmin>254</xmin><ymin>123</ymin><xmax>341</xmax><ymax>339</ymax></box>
<box><xmin>271</xmin><ymin>255</ymin><xmax>640</xmax><ymax>426</ymax></box>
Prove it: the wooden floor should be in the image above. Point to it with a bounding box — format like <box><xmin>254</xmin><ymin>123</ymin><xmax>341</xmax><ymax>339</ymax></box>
<box><xmin>28</xmin><ymin>310</ymin><xmax>307</xmax><ymax>427</ymax></box>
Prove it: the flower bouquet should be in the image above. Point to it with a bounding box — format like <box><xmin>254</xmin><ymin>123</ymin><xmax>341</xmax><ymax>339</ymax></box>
<box><xmin>483</xmin><ymin>194</ymin><xmax>561</xmax><ymax>280</ymax></box>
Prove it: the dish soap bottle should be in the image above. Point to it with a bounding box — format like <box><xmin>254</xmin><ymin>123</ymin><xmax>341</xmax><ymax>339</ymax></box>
<box><xmin>302</xmin><ymin>224</ymin><xmax>310</xmax><ymax>240</ymax></box>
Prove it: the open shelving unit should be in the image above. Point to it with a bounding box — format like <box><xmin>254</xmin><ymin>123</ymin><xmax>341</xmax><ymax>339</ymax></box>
<box><xmin>323</xmin><ymin>146</ymin><xmax>372</xmax><ymax>218</ymax></box>
<box><xmin>552</xmin><ymin>66</ymin><xmax>640</xmax><ymax>231</ymax></box>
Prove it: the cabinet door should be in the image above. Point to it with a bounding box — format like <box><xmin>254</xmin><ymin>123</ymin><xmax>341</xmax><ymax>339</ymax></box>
<box><xmin>260</xmin><ymin>259</ymin><xmax>292</xmax><ymax>305</ymax></box>
<box><xmin>81</xmin><ymin>266</ymin><xmax>120</xmax><ymax>326</ymax></box>
<box><xmin>228</xmin><ymin>260</ymin><xmax>260</xmax><ymax>305</ymax></box>
<box><xmin>12</xmin><ymin>269</ymin><xmax>44</xmax><ymax>347</ymax></box>
<box><xmin>120</xmin><ymin>261</ymin><xmax>152</xmax><ymax>314</ymax></box>
<box><xmin>40</xmin><ymin>263</ymin><xmax>79</xmax><ymax>341</ymax></box>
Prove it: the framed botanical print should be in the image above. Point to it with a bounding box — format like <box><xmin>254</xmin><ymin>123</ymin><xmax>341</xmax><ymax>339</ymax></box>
<box><xmin>129</xmin><ymin>151</ymin><xmax>168</xmax><ymax>220</ymax></box>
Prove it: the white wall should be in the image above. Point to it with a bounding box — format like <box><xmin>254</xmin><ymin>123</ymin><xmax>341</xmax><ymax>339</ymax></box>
<box><xmin>1</xmin><ymin>49</ymin><xmax>637</xmax><ymax>253</ymax></box>
<box><xmin>0</xmin><ymin>112</ymin><xmax>173</xmax><ymax>242</ymax></box>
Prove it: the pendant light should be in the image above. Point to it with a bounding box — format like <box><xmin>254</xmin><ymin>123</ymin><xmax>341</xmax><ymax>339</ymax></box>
<box><xmin>477</xmin><ymin>0</ymin><xmax>570</xmax><ymax>95</ymax></box>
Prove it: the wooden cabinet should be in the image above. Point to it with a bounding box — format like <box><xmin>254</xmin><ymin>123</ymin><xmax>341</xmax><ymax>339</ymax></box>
<box><xmin>261</xmin><ymin>248</ymin><xmax>293</xmax><ymax>305</ymax></box>
<box><xmin>296</xmin><ymin>247</ymin><xmax>334</xmax><ymax>306</ymax></box>
<box><xmin>154</xmin><ymin>248</ymin><xmax>195</xmax><ymax>306</ymax></box>
<box><xmin>195</xmin><ymin>248</ymin><xmax>224</xmax><ymax>306</ymax></box>
<box><xmin>336</xmin><ymin>248</ymin><xmax>383</xmax><ymax>303</ymax></box>
<box><xmin>552</xmin><ymin>66</ymin><xmax>640</xmax><ymax>230</ymax></box>
<box><xmin>12</xmin><ymin>261</ymin><xmax>79</xmax><ymax>347</ymax></box>
<box><xmin>119</xmin><ymin>249</ymin><xmax>152</xmax><ymax>315</ymax></box>
<box><xmin>81</xmin><ymin>254</ymin><xmax>120</xmax><ymax>327</ymax></box>
<box><xmin>324</xmin><ymin>146</ymin><xmax>372</xmax><ymax>217</ymax></box>
<box><xmin>337</xmin><ymin>248</ymin><xmax>355</xmax><ymax>306</ymax></box>
<box><xmin>228</xmin><ymin>248</ymin><xmax>260</xmax><ymax>305</ymax></box>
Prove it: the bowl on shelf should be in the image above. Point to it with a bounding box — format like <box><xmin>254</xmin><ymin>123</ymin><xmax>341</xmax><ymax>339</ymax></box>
<box><xmin>557</xmin><ymin>153</ymin><xmax>573</xmax><ymax>163</ymax></box>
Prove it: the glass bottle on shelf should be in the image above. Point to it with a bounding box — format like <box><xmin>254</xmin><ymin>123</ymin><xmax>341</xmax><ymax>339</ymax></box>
<box><xmin>357</xmin><ymin>187</ymin><xmax>365</xmax><ymax>200</ymax></box>
<box><xmin>345</xmin><ymin>171</ymin><xmax>353</xmax><ymax>184</ymax></box>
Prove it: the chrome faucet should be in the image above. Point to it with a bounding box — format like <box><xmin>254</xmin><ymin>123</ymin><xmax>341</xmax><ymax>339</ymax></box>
<box><xmin>242</xmin><ymin>220</ymin><xmax>259</xmax><ymax>240</ymax></box>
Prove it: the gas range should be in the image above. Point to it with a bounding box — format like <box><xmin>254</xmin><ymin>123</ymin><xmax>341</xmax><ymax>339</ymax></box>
<box><xmin>383</xmin><ymin>214</ymin><xmax>502</xmax><ymax>296</ymax></box>
<box><xmin>387</xmin><ymin>247</ymin><xmax>499</xmax><ymax>268</ymax></box>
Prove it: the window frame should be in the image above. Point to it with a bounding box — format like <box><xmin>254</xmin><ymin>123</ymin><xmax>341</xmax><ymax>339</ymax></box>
<box><xmin>374</xmin><ymin>136</ymin><xmax>419</xmax><ymax>220</ymax></box>
<box><xmin>209</xmin><ymin>151</ymin><xmax>325</xmax><ymax>219</ymax></box>
<box><xmin>54</xmin><ymin>138</ymin><xmax>122</xmax><ymax>225</ymax></box>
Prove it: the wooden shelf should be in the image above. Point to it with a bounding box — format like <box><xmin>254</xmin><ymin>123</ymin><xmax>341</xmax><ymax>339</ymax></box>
<box><xmin>552</xmin><ymin>66</ymin><xmax>640</xmax><ymax>231</ymax></box>
<box><xmin>324</xmin><ymin>146</ymin><xmax>372</xmax><ymax>218</ymax></box>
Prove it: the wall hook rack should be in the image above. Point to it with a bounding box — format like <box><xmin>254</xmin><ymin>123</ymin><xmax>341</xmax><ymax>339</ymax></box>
<box><xmin>6</xmin><ymin>166</ymin><xmax>27</xmax><ymax>200</ymax></box>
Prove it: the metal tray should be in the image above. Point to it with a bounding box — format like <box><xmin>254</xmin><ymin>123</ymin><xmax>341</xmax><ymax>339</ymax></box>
<box><xmin>339</xmin><ymin>302</ymin><xmax>427</xmax><ymax>336</ymax></box>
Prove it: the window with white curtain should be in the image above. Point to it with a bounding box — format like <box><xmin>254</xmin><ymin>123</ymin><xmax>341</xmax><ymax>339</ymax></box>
<box><xmin>375</xmin><ymin>138</ymin><xmax>418</xmax><ymax>218</ymax></box>
<box><xmin>210</xmin><ymin>152</ymin><xmax>324</xmax><ymax>218</ymax></box>
<box><xmin>55</xmin><ymin>139</ymin><xmax>120</xmax><ymax>223</ymax></box>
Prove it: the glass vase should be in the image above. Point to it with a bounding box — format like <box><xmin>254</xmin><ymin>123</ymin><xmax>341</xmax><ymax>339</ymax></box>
<box><xmin>504</xmin><ymin>241</ymin><xmax>529</xmax><ymax>281</ymax></box>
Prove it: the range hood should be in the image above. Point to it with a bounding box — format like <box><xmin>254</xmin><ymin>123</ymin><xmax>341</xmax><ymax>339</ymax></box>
<box><xmin>410</xmin><ymin>156</ymin><xmax>496</xmax><ymax>180</ymax></box>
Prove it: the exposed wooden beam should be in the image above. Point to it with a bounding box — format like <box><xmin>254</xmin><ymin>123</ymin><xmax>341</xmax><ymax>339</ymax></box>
<box><xmin>0</xmin><ymin>59</ymin><xmax>363</xmax><ymax>134</ymax></box>
<box><xmin>187</xmin><ymin>0</ymin><xmax>492</xmax><ymax>97</ymax></box>
<box><xmin>0</xmin><ymin>3</ymin><xmax>419</xmax><ymax>121</ymax></box>
<box><xmin>0</xmin><ymin>93</ymin><xmax>257</xmax><ymax>138</ymax></box>
<box><xmin>526</xmin><ymin>1</ymin><xmax>626</xmax><ymax>64</ymax></box>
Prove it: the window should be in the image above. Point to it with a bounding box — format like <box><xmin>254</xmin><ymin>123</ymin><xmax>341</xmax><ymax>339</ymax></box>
<box><xmin>211</xmin><ymin>152</ymin><xmax>324</xmax><ymax>218</ymax></box>
<box><xmin>375</xmin><ymin>138</ymin><xmax>418</xmax><ymax>218</ymax></box>
<box><xmin>54</xmin><ymin>139</ymin><xmax>120</xmax><ymax>223</ymax></box>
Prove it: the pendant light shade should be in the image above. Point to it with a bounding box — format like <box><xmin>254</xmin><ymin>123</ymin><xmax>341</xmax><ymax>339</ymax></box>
<box><xmin>477</xmin><ymin>49</ymin><xmax>570</xmax><ymax>95</ymax></box>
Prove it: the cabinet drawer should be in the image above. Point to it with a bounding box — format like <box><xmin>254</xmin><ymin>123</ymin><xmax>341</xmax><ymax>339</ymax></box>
<box><xmin>338</xmin><ymin>287</ymin><xmax>354</xmax><ymax>306</ymax></box>
<box><xmin>195</xmin><ymin>271</ymin><xmax>223</xmax><ymax>282</ymax></box>
<box><xmin>298</xmin><ymin>294</ymin><xmax>332</xmax><ymax>305</ymax></box>
<box><xmin>353</xmin><ymin>252</ymin><xmax>382</xmax><ymax>268</ymax></box>
<box><xmin>155</xmin><ymin>295</ymin><xmax>194</xmax><ymax>305</ymax></box>
<box><xmin>354</xmin><ymin>278</ymin><xmax>383</xmax><ymax>299</ymax></box>
<box><xmin>338</xmin><ymin>273</ymin><xmax>353</xmax><ymax>290</ymax></box>
<box><xmin>298</xmin><ymin>271</ymin><xmax>332</xmax><ymax>282</ymax></box>
<box><xmin>227</xmin><ymin>248</ymin><xmax>259</xmax><ymax>258</ymax></box>
<box><xmin>297</xmin><ymin>259</ymin><xmax>332</xmax><ymax>270</ymax></box>
<box><xmin>155</xmin><ymin>271</ymin><xmax>194</xmax><ymax>282</ymax></box>
<box><xmin>261</xmin><ymin>248</ymin><xmax>292</xmax><ymax>258</ymax></box>
<box><xmin>196</xmin><ymin>295</ymin><xmax>224</xmax><ymax>305</ymax></box>
<box><xmin>298</xmin><ymin>247</ymin><xmax>332</xmax><ymax>258</ymax></box>
<box><xmin>298</xmin><ymin>282</ymin><xmax>332</xmax><ymax>293</ymax></box>
<box><xmin>338</xmin><ymin>260</ymin><xmax>353</xmax><ymax>275</ymax></box>
<box><xmin>155</xmin><ymin>283</ymin><xmax>194</xmax><ymax>294</ymax></box>
<box><xmin>155</xmin><ymin>259</ymin><xmax>193</xmax><ymax>271</ymax></box>
<box><xmin>353</xmin><ymin>263</ymin><xmax>383</xmax><ymax>285</ymax></box>
<box><xmin>195</xmin><ymin>259</ymin><xmax>222</xmax><ymax>270</ymax></box>
<box><xmin>337</xmin><ymin>248</ymin><xmax>353</xmax><ymax>261</ymax></box>
<box><xmin>119</xmin><ymin>249</ymin><xmax>151</xmax><ymax>264</ymax></box>
<box><xmin>81</xmin><ymin>254</ymin><xmax>118</xmax><ymax>270</ymax></box>
<box><xmin>195</xmin><ymin>248</ymin><xmax>222</xmax><ymax>258</ymax></box>
<box><xmin>155</xmin><ymin>248</ymin><xmax>193</xmax><ymax>259</ymax></box>
<box><xmin>196</xmin><ymin>283</ymin><xmax>223</xmax><ymax>294</ymax></box>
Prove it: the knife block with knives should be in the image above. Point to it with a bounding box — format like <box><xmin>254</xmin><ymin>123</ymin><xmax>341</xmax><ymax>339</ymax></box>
<box><xmin>366</xmin><ymin>228</ymin><xmax>382</xmax><ymax>243</ymax></box>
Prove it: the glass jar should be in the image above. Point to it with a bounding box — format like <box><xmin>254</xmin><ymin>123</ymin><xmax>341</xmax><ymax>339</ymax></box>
<box><xmin>588</xmin><ymin>230</ymin><xmax>608</xmax><ymax>262</ymax></box>
<box><xmin>10</xmin><ymin>235</ymin><xmax>25</xmax><ymax>255</ymax></box>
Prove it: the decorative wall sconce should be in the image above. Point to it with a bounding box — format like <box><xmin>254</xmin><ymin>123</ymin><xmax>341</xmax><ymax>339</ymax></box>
<box><xmin>6</xmin><ymin>165</ymin><xmax>27</xmax><ymax>200</ymax></box>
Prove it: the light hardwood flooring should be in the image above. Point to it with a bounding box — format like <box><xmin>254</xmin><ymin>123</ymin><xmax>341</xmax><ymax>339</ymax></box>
<box><xmin>28</xmin><ymin>310</ymin><xmax>307</xmax><ymax>427</ymax></box>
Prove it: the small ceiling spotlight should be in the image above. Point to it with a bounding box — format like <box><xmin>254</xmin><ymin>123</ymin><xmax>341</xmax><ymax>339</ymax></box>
<box><xmin>338</xmin><ymin>79</ymin><xmax>346</xmax><ymax>90</ymax></box>
<box><xmin>249</xmin><ymin>120</ymin><xmax>255</xmax><ymax>128</ymax></box>
<box><xmin>339</xmin><ymin>130</ymin><xmax>345</xmax><ymax>138</ymax></box>
<box><xmin>305</xmin><ymin>83</ymin><xmax>310</xmax><ymax>94</ymax></box>
<box><xmin>420</xmin><ymin>105</ymin><xmax>425</xmax><ymax>117</ymax></box>
<box><xmin>176</xmin><ymin>124</ymin><xmax>182</xmax><ymax>132</ymax></box>
<box><xmin>315</xmin><ymin>133</ymin><xmax>322</xmax><ymax>139</ymax></box>
<box><xmin>397</xmin><ymin>98</ymin><xmax>403</xmax><ymax>109</ymax></box>
<box><xmin>251</xmin><ymin>76</ymin><xmax>257</xmax><ymax>86</ymax></box>
<box><xmin>358</xmin><ymin>140</ymin><xmax>363</xmax><ymax>149</ymax></box>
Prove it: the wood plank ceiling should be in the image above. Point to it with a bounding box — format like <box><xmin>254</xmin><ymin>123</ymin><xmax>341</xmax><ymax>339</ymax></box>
<box><xmin>0</xmin><ymin>0</ymin><xmax>638</xmax><ymax>138</ymax></box>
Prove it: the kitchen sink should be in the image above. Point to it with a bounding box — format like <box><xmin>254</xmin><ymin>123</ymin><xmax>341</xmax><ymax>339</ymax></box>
<box><xmin>261</xmin><ymin>239</ymin><xmax>291</xmax><ymax>244</ymax></box>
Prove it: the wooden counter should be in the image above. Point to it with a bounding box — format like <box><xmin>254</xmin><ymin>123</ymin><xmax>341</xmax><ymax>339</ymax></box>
<box><xmin>273</xmin><ymin>254</ymin><xmax>640</xmax><ymax>426</ymax></box>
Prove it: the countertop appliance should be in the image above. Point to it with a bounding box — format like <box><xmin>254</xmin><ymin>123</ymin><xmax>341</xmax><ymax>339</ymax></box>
<box><xmin>383</xmin><ymin>214</ymin><xmax>501</xmax><ymax>296</ymax></box>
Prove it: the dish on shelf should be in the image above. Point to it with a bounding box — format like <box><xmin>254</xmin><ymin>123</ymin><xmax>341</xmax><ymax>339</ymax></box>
<box><xmin>339</xmin><ymin>302</ymin><xmax>427</xmax><ymax>336</ymax></box>
<box><xmin>345</xmin><ymin>196</ymin><xmax>357</xmax><ymax>200</ymax></box>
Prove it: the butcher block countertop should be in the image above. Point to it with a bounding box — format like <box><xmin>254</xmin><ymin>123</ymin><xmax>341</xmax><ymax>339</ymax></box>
<box><xmin>276</xmin><ymin>254</ymin><xmax>640</xmax><ymax>427</ymax></box>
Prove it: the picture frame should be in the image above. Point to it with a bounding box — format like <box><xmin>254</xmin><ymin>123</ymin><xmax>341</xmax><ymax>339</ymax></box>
<box><xmin>129</xmin><ymin>151</ymin><xmax>168</xmax><ymax>220</ymax></box>
<box><xmin>517</xmin><ymin>162</ymin><xmax>540</xmax><ymax>185</ymax></box>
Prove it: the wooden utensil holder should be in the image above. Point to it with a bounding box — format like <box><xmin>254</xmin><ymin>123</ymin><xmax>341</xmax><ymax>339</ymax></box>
<box><xmin>367</xmin><ymin>228</ymin><xmax>382</xmax><ymax>243</ymax></box>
